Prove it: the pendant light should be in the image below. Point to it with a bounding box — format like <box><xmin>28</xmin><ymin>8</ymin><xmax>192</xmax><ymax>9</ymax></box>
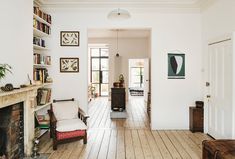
<box><xmin>107</xmin><ymin>8</ymin><xmax>131</xmax><ymax>20</ymax></box>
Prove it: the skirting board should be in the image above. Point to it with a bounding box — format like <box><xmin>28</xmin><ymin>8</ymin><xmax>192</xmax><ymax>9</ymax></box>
<box><xmin>110</xmin><ymin>110</ymin><xmax>128</xmax><ymax>119</ymax></box>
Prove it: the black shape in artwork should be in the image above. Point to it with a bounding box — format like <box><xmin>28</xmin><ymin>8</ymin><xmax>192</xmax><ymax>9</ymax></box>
<box><xmin>170</xmin><ymin>56</ymin><xmax>178</xmax><ymax>74</ymax></box>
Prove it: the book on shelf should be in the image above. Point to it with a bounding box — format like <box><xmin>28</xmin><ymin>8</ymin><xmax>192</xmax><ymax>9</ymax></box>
<box><xmin>33</xmin><ymin>68</ymin><xmax>48</xmax><ymax>83</ymax></box>
<box><xmin>33</xmin><ymin>18</ymin><xmax>51</xmax><ymax>35</ymax></box>
<box><xmin>34</xmin><ymin>53</ymin><xmax>51</xmax><ymax>65</ymax></box>
<box><xmin>34</xmin><ymin>6</ymin><xmax>51</xmax><ymax>24</ymax></box>
<box><xmin>35</xmin><ymin>112</ymin><xmax>50</xmax><ymax>129</ymax></box>
<box><xmin>33</xmin><ymin>37</ymin><xmax>45</xmax><ymax>47</ymax></box>
<box><xmin>37</xmin><ymin>88</ymin><xmax>52</xmax><ymax>105</ymax></box>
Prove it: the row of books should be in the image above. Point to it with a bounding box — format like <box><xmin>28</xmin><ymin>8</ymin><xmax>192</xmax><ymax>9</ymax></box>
<box><xmin>37</xmin><ymin>88</ymin><xmax>52</xmax><ymax>106</ymax></box>
<box><xmin>33</xmin><ymin>36</ymin><xmax>45</xmax><ymax>47</ymax></box>
<box><xmin>34</xmin><ymin>7</ymin><xmax>52</xmax><ymax>24</ymax></box>
<box><xmin>35</xmin><ymin>113</ymin><xmax>50</xmax><ymax>129</ymax></box>
<box><xmin>33</xmin><ymin>19</ymin><xmax>51</xmax><ymax>35</ymax></box>
<box><xmin>34</xmin><ymin>53</ymin><xmax>51</xmax><ymax>65</ymax></box>
<box><xmin>33</xmin><ymin>68</ymin><xmax>48</xmax><ymax>83</ymax></box>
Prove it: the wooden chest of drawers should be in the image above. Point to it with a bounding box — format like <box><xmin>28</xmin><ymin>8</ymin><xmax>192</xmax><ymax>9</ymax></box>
<box><xmin>111</xmin><ymin>88</ymin><xmax>126</xmax><ymax>111</ymax></box>
<box><xmin>189</xmin><ymin>107</ymin><xmax>204</xmax><ymax>132</ymax></box>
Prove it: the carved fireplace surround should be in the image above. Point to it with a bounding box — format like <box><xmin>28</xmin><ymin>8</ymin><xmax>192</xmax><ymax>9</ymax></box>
<box><xmin>0</xmin><ymin>86</ymin><xmax>39</xmax><ymax>157</ymax></box>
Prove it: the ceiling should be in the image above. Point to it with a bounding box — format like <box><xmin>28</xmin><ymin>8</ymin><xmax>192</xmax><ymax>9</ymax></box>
<box><xmin>88</xmin><ymin>29</ymin><xmax>151</xmax><ymax>38</ymax></box>
<box><xmin>38</xmin><ymin>0</ymin><xmax>211</xmax><ymax>9</ymax></box>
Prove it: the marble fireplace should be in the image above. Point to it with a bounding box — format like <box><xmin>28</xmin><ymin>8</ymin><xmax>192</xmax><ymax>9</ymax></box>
<box><xmin>0</xmin><ymin>86</ymin><xmax>39</xmax><ymax>158</ymax></box>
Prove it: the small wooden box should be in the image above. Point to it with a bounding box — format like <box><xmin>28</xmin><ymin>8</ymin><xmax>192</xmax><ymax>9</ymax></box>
<box><xmin>189</xmin><ymin>107</ymin><xmax>204</xmax><ymax>132</ymax></box>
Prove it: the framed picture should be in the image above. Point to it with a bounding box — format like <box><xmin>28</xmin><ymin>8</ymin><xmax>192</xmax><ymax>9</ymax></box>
<box><xmin>168</xmin><ymin>53</ymin><xmax>185</xmax><ymax>79</ymax></box>
<box><xmin>60</xmin><ymin>58</ymin><xmax>79</xmax><ymax>72</ymax></box>
<box><xmin>60</xmin><ymin>31</ymin><xmax>79</xmax><ymax>46</ymax></box>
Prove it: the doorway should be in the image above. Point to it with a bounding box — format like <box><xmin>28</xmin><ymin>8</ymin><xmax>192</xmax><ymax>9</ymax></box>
<box><xmin>88</xmin><ymin>28</ymin><xmax>151</xmax><ymax>125</ymax></box>
<box><xmin>128</xmin><ymin>58</ymin><xmax>150</xmax><ymax>102</ymax></box>
<box><xmin>207</xmin><ymin>37</ymin><xmax>233</xmax><ymax>139</ymax></box>
<box><xmin>90</xmin><ymin>47</ymin><xmax>109</xmax><ymax>96</ymax></box>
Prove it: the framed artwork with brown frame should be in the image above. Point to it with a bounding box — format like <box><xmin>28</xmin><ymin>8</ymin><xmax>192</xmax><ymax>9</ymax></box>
<box><xmin>60</xmin><ymin>31</ymin><xmax>79</xmax><ymax>46</ymax></box>
<box><xmin>60</xmin><ymin>58</ymin><xmax>79</xmax><ymax>73</ymax></box>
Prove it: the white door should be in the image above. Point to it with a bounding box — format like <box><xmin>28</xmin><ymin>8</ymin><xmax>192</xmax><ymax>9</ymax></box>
<box><xmin>208</xmin><ymin>39</ymin><xmax>233</xmax><ymax>139</ymax></box>
<box><xmin>144</xmin><ymin>58</ymin><xmax>150</xmax><ymax>102</ymax></box>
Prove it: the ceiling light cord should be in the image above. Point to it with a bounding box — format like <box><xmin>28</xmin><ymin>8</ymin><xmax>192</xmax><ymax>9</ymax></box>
<box><xmin>116</xmin><ymin>29</ymin><xmax>120</xmax><ymax>57</ymax></box>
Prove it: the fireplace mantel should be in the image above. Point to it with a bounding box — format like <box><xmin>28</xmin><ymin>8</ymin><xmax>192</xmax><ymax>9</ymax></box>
<box><xmin>0</xmin><ymin>85</ymin><xmax>40</xmax><ymax>156</ymax></box>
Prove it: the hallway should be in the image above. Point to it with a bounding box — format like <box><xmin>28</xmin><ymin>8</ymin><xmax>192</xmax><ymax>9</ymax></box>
<box><xmin>39</xmin><ymin>97</ymin><xmax>211</xmax><ymax>159</ymax></box>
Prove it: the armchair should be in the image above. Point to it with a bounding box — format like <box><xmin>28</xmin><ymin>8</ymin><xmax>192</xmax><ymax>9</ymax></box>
<box><xmin>48</xmin><ymin>98</ymin><xmax>89</xmax><ymax>150</ymax></box>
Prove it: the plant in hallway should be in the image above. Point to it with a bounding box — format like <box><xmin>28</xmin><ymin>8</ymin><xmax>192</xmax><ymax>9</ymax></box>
<box><xmin>0</xmin><ymin>64</ymin><xmax>12</xmax><ymax>81</ymax></box>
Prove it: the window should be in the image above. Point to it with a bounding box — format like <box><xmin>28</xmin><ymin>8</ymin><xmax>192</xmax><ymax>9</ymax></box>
<box><xmin>90</xmin><ymin>48</ymin><xmax>109</xmax><ymax>96</ymax></box>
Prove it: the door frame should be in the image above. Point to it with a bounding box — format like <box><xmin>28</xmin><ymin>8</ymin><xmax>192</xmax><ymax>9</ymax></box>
<box><xmin>204</xmin><ymin>33</ymin><xmax>235</xmax><ymax>138</ymax></box>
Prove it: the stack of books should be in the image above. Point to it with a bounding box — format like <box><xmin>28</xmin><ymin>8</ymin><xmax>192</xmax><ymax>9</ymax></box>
<box><xmin>34</xmin><ymin>53</ymin><xmax>51</xmax><ymax>65</ymax></box>
<box><xmin>33</xmin><ymin>68</ymin><xmax>48</xmax><ymax>83</ymax></box>
<box><xmin>33</xmin><ymin>19</ymin><xmax>51</xmax><ymax>35</ymax></box>
<box><xmin>37</xmin><ymin>88</ymin><xmax>52</xmax><ymax>105</ymax></box>
<box><xmin>35</xmin><ymin>113</ymin><xmax>50</xmax><ymax>129</ymax></box>
<box><xmin>33</xmin><ymin>37</ymin><xmax>45</xmax><ymax>47</ymax></box>
<box><xmin>34</xmin><ymin>7</ymin><xmax>51</xmax><ymax>24</ymax></box>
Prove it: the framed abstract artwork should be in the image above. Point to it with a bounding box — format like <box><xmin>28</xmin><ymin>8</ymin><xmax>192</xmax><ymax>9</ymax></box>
<box><xmin>60</xmin><ymin>58</ymin><xmax>79</xmax><ymax>72</ymax></box>
<box><xmin>168</xmin><ymin>53</ymin><xmax>185</xmax><ymax>79</ymax></box>
<box><xmin>60</xmin><ymin>31</ymin><xmax>79</xmax><ymax>46</ymax></box>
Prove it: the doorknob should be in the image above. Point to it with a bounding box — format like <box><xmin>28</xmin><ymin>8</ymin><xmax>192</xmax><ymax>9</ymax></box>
<box><xmin>207</xmin><ymin>95</ymin><xmax>211</xmax><ymax>98</ymax></box>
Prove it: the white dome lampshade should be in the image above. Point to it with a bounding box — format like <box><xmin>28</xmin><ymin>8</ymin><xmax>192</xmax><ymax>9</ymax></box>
<box><xmin>107</xmin><ymin>8</ymin><xmax>131</xmax><ymax>20</ymax></box>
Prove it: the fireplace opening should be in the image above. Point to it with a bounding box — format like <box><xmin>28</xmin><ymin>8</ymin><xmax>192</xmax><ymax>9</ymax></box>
<box><xmin>0</xmin><ymin>128</ymin><xmax>7</xmax><ymax>157</ymax></box>
<box><xmin>0</xmin><ymin>102</ymin><xmax>24</xmax><ymax>159</ymax></box>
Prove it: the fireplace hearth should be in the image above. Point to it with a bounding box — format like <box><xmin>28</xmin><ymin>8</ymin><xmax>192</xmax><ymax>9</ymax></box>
<box><xmin>0</xmin><ymin>103</ymin><xmax>24</xmax><ymax>159</ymax></box>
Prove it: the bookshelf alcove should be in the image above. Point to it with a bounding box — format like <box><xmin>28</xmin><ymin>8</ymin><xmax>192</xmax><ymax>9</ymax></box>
<box><xmin>33</xmin><ymin>0</ymin><xmax>52</xmax><ymax>139</ymax></box>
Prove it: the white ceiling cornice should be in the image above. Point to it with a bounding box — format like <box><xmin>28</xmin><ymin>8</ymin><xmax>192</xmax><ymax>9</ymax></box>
<box><xmin>38</xmin><ymin>0</ymin><xmax>212</xmax><ymax>11</ymax></box>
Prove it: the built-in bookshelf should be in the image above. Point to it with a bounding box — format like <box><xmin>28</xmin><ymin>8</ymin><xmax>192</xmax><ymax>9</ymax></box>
<box><xmin>33</xmin><ymin>2</ymin><xmax>52</xmax><ymax>139</ymax></box>
<box><xmin>34</xmin><ymin>102</ymin><xmax>52</xmax><ymax>112</ymax></box>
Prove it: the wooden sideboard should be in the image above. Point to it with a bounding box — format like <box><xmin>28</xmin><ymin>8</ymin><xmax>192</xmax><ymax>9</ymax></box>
<box><xmin>111</xmin><ymin>88</ymin><xmax>126</xmax><ymax>111</ymax></box>
<box><xmin>189</xmin><ymin>107</ymin><xmax>204</xmax><ymax>132</ymax></box>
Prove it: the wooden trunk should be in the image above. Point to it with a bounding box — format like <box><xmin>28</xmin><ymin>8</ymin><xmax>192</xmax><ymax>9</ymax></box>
<box><xmin>202</xmin><ymin>140</ymin><xmax>235</xmax><ymax>159</ymax></box>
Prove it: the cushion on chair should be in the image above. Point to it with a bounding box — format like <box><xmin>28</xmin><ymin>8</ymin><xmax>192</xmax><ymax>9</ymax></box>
<box><xmin>56</xmin><ymin>130</ymin><xmax>86</xmax><ymax>140</ymax></box>
<box><xmin>56</xmin><ymin>118</ymin><xmax>87</xmax><ymax>132</ymax></box>
<box><xmin>53</xmin><ymin>101</ymin><xmax>79</xmax><ymax>121</ymax></box>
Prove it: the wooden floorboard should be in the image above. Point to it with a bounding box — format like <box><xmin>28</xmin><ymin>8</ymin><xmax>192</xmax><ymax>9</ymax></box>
<box><xmin>39</xmin><ymin>97</ymin><xmax>212</xmax><ymax>159</ymax></box>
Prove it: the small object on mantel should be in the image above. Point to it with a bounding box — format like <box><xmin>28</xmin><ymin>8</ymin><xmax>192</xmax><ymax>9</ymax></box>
<box><xmin>1</xmin><ymin>83</ymin><xmax>14</xmax><ymax>92</ymax></box>
<box><xmin>20</xmin><ymin>84</ymin><xmax>28</xmax><ymax>88</ymax></box>
<box><xmin>28</xmin><ymin>74</ymin><xmax>32</xmax><ymax>85</ymax></box>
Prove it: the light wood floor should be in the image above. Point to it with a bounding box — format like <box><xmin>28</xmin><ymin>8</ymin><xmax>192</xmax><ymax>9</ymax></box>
<box><xmin>39</xmin><ymin>97</ymin><xmax>211</xmax><ymax>159</ymax></box>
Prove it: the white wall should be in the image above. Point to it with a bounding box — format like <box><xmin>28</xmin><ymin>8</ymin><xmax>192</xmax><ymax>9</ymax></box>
<box><xmin>202</xmin><ymin>0</ymin><xmax>235</xmax><ymax>133</ymax></box>
<box><xmin>88</xmin><ymin>37</ymin><xmax>149</xmax><ymax>98</ymax></box>
<box><xmin>0</xmin><ymin>1</ymin><xmax>33</xmax><ymax>86</ymax></box>
<box><xmin>47</xmin><ymin>8</ymin><xmax>202</xmax><ymax>129</ymax></box>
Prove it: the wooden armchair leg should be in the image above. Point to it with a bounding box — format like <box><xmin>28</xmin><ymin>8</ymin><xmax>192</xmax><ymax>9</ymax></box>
<box><xmin>53</xmin><ymin>140</ymin><xmax>57</xmax><ymax>150</ymax></box>
<box><xmin>83</xmin><ymin>132</ymin><xmax>87</xmax><ymax>144</ymax></box>
<box><xmin>50</xmin><ymin>130</ymin><xmax>53</xmax><ymax>138</ymax></box>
